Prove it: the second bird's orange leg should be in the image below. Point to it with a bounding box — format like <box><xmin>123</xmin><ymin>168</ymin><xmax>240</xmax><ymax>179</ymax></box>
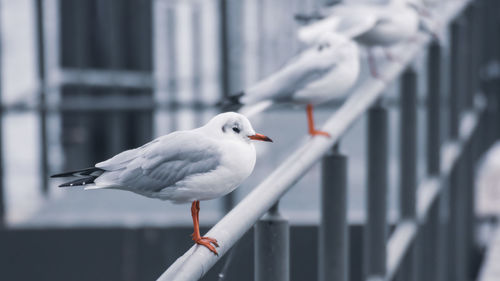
<box><xmin>306</xmin><ymin>104</ymin><xmax>330</xmax><ymax>137</ymax></box>
<box><xmin>191</xmin><ymin>200</ymin><xmax>219</xmax><ymax>255</ymax></box>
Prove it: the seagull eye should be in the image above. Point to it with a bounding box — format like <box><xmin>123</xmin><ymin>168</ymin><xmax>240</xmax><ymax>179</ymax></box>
<box><xmin>232</xmin><ymin>127</ymin><xmax>240</xmax><ymax>134</ymax></box>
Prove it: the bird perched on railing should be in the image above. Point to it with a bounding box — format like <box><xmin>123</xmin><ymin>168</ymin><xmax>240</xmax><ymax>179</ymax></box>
<box><xmin>219</xmin><ymin>32</ymin><xmax>360</xmax><ymax>137</ymax></box>
<box><xmin>296</xmin><ymin>0</ymin><xmax>437</xmax><ymax>78</ymax></box>
<box><xmin>51</xmin><ymin>112</ymin><xmax>272</xmax><ymax>255</ymax></box>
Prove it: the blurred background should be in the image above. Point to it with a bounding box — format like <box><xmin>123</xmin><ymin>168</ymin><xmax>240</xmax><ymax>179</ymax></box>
<box><xmin>0</xmin><ymin>0</ymin><xmax>498</xmax><ymax>280</ymax></box>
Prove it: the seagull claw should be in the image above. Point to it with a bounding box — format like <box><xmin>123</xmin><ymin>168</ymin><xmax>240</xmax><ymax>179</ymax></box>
<box><xmin>201</xmin><ymin>236</ymin><xmax>219</xmax><ymax>247</ymax></box>
<box><xmin>194</xmin><ymin>236</ymin><xmax>219</xmax><ymax>255</ymax></box>
<box><xmin>309</xmin><ymin>130</ymin><xmax>331</xmax><ymax>138</ymax></box>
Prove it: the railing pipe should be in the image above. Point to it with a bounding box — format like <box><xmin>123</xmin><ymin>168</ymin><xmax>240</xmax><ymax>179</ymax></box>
<box><xmin>319</xmin><ymin>143</ymin><xmax>348</xmax><ymax>281</ymax></box>
<box><xmin>254</xmin><ymin>202</ymin><xmax>289</xmax><ymax>281</ymax></box>
<box><xmin>365</xmin><ymin>101</ymin><xmax>388</xmax><ymax>280</ymax></box>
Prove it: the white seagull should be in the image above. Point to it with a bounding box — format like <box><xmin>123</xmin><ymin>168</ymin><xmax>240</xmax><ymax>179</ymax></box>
<box><xmin>51</xmin><ymin>112</ymin><xmax>272</xmax><ymax>255</ymax></box>
<box><xmin>297</xmin><ymin>0</ymin><xmax>425</xmax><ymax>77</ymax></box>
<box><xmin>221</xmin><ymin>32</ymin><xmax>360</xmax><ymax>137</ymax></box>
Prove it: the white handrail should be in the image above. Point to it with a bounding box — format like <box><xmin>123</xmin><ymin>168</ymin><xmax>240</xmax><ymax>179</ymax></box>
<box><xmin>157</xmin><ymin>1</ymin><xmax>472</xmax><ymax>280</ymax></box>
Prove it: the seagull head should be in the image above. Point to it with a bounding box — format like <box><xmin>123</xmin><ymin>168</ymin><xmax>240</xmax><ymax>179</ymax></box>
<box><xmin>203</xmin><ymin>112</ymin><xmax>273</xmax><ymax>143</ymax></box>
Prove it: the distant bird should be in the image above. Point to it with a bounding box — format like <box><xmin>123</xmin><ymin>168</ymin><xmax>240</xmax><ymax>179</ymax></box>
<box><xmin>297</xmin><ymin>0</ymin><xmax>426</xmax><ymax>78</ymax></box>
<box><xmin>51</xmin><ymin>112</ymin><xmax>272</xmax><ymax>255</ymax></box>
<box><xmin>220</xmin><ymin>32</ymin><xmax>360</xmax><ymax>137</ymax></box>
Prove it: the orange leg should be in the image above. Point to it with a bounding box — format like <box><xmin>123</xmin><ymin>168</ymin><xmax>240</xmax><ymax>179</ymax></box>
<box><xmin>191</xmin><ymin>200</ymin><xmax>219</xmax><ymax>255</ymax></box>
<box><xmin>306</xmin><ymin>104</ymin><xmax>330</xmax><ymax>137</ymax></box>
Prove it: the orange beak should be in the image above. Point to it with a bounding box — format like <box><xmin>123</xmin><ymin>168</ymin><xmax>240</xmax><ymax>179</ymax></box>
<box><xmin>248</xmin><ymin>133</ymin><xmax>273</xmax><ymax>142</ymax></box>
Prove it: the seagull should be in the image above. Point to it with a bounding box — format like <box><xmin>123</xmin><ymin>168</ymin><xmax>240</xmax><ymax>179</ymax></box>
<box><xmin>220</xmin><ymin>32</ymin><xmax>360</xmax><ymax>137</ymax></box>
<box><xmin>297</xmin><ymin>0</ymin><xmax>425</xmax><ymax>78</ymax></box>
<box><xmin>51</xmin><ymin>112</ymin><xmax>272</xmax><ymax>255</ymax></box>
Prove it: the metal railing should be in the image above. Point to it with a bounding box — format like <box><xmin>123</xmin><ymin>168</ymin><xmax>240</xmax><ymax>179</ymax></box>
<box><xmin>157</xmin><ymin>0</ymin><xmax>499</xmax><ymax>280</ymax></box>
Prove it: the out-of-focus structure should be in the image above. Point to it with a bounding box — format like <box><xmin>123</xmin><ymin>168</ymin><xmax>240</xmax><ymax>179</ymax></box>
<box><xmin>1</xmin><ymin>0</ymin><xmax>500</xmax><ymax>280</ymax></box>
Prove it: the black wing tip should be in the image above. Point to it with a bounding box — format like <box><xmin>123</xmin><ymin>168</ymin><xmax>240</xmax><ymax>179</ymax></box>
<box><xmin>58</xmin><ymin>176</ymin><xmax>98</xmax><ymax>188</ymax></box>
<box><xmin>294</xmin><ymin>12</ymin><xmax>325</xmax><ymax>23</ymax></box>
<box><xmin>216</xmin><ymin>91</ymin><xmax>245</xmax><ymax>111</ymax></box>
<box><xmin>50</xmin><ymin>167</ymin><xmax>103</xmax><ymax>178</ymax></box>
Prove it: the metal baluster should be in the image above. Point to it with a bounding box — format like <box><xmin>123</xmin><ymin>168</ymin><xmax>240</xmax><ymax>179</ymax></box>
<box><xmin>428</xmin><ymin>42</ymin><xmax>441</xmax><ymax>175</ymax></box>
<box><xmin>470</xmin><ymin>2</ymin><xmax>482</xmax><ymax>97</ymax></box>
<box><xmin>427</xmin><ymin>42</ymin><xmax>443</xmax><ymax>281</ymax></box>
<box><xmin>398</xmin><ymin>68</ymin><xmax>419</xmax><ymax>281</ymax></box>
<box><xmin>481</xmin><ymin>0</ymin><xmax>497</xmax><ymax>148</ymax></box>
<box><xmin>449</xmin><ymin>156</ymin><xmax>467</xmax><ymax>281</ymax></box>
<box><xmin>449</xmin><ymin>19</ymin><xmax>466</xmax><ymax>140</ymax></box>
<box><xmin>319</xmin><ymin>143</ymin><xmax>348</xmax><ymax>281</ymax></box>
<box><xmin>464</xmin><ymin>7</ymin><xmax>474</xmax><ymax>109</ymax></box>
<box><xmin>0</xmin><ymin>0</ymin><xmax>3</xmax><ymax>227</ymax></box>
<box><xmin>464</xmin><ymin>141</ymin><xmax>475</xmax><ymax>281</ymax></box>
<box><xmin>35</xmin><ymin>0</ymin><xmax>49</xmax><ymax>195</ymax></box>
<box><xmin>219</xmin><ymin>0</ymin><xmax>244</xmax><ymax>212</ymax></box>
<box><xmin>493</xmin><ymin>0</ymin><xmax>500</xmax><ymax>143</ymax></box>
<box><xmin>255</xmin><ymin>201</ymin><xmax>289</xmax><ymax>281</ymax></box>
<box><xmin>365</xmin><ymin>101</ymin><xmax>388</xmax><ymax>280</ymax></box>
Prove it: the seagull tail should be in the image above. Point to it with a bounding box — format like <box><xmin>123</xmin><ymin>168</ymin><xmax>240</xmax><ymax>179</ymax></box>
<box><xmin>51</xmin><ymin>167</ymin><xmax>105</xmax><ymax>187</ymax></box>
<box><xmin>216</xmin><ymin>91</ymin><xmax>245</xmax><ymax>112</ymax></box>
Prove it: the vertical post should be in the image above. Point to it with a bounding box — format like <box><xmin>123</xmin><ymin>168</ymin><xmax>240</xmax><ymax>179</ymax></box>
<box><xmin>438</xmin><ymin>180</ymin><xmax>450</xmax><ymax>281</ymax></box>
<box><xmin>219</xmin><ymin>0</ymin><xmax>234</xmax><ymax>212</ymax></box>
<box><xmin>365</xmin><ymin>101</ymin><xmax>388</xmax><ymax>280</ymax></box>
<box><xmin>470</xmin><ymin>2</ymin><xmax>481</xmax><ymax>98</ymax></box>
<box><xmin>319</xmin><ymin>143</ymin><xmax>348</xmax><ymax>281</ymax></box>
<box><xmin>219</xmin><ymin>0</ymin><xmax>243</xmax><ymax>212</ymax></box>
<box><xmin>427</xmin><ymin>41</ymin><xmax>443</xmax><ymax>281</ymax></box>
<box><xmin>427</xmin><ymin>42</ymin><xmax>441</xmax><ymax>175</ymax></box>
<box><xmin>255</xmin><ymin>202</ymin><xmax>290</xmax><ymax>281</ymax></box>
<box><xmin>449</xmin><ymin>19</ymin><xmax>465</xmax><ymax>140</ymax></box>
<box><xmin>0</xmin><ymin>0</ymin><xmax>4</xmax><ymax>227</ymax></box>
<box><xmin>398</xmin><ymin>68</ymin><xmax>419</xmax><ymax>281</ymax></box>
<box><xmin>219</xmin><ymin>0</ymin><xmax>230</xmax><ymax>99</ymax></box>
<box><xmin>463</xmin><ymin>8</ymin><xmax>473</xmax><ymax>109</ymax></box>
<box><xmin>482</xmin><ymin>0</ymin><xmax>498</xmax><ymax>148</ymax></box>
<box><xmin>463</xmin><ymin>142</ymin><xmax>475</xmax><ymax>281</ymax></box>
<box><xmin>423</xmin><ymin>201</ymin><xmax>440</xmax><ymax>281</ymax></box>
<box><xmin>35</xmin><ymin>0</ymin><xmax>49</xmax><ymax>195</ymax></box>
<box><xmin>448</xmin><ymin>157</ymin><xmax>467</xmax><ymax>281</ymax></box>
<box><xmin>400</xmin><ymin>68</ymin><xmax>417</xmax><ymax>222</ymax></box>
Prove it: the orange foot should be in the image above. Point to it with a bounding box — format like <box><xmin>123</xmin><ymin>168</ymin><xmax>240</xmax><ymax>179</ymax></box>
<box><xmin>194</xmin><ymin>236</ymin><xmax>219</xmax><ymax>255</ymax></box>
<box><xmin>309</xmin><ymin>129</ymin><xmax>330</xmax><ymax>137</ymax></box>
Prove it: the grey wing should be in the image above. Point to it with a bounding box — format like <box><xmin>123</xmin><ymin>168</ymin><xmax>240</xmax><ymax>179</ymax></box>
<box><xmin>96</xmin><ymin>138</ymin><xmax>160</xmax><ymax>171</ymax></box>
<box><xmin>108</xmin><ymin>132</ymin><xmax>222</xmax><ymax>193</ymax></box>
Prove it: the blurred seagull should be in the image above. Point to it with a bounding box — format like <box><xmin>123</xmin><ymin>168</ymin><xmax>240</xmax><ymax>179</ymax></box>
<box><xmin>220</xmin><ymin>32</ymin><xmax>360</xmax><ymax>137</ymax></box>
<box><xmin>297</xmin><ymin>0</ymin><xmax>427</xmax><ymax>78</ymax></box>
<box><xmin>51</xmin><ymin>112</ymin><xmax>272</xmax><ymax>255</ymax></box>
